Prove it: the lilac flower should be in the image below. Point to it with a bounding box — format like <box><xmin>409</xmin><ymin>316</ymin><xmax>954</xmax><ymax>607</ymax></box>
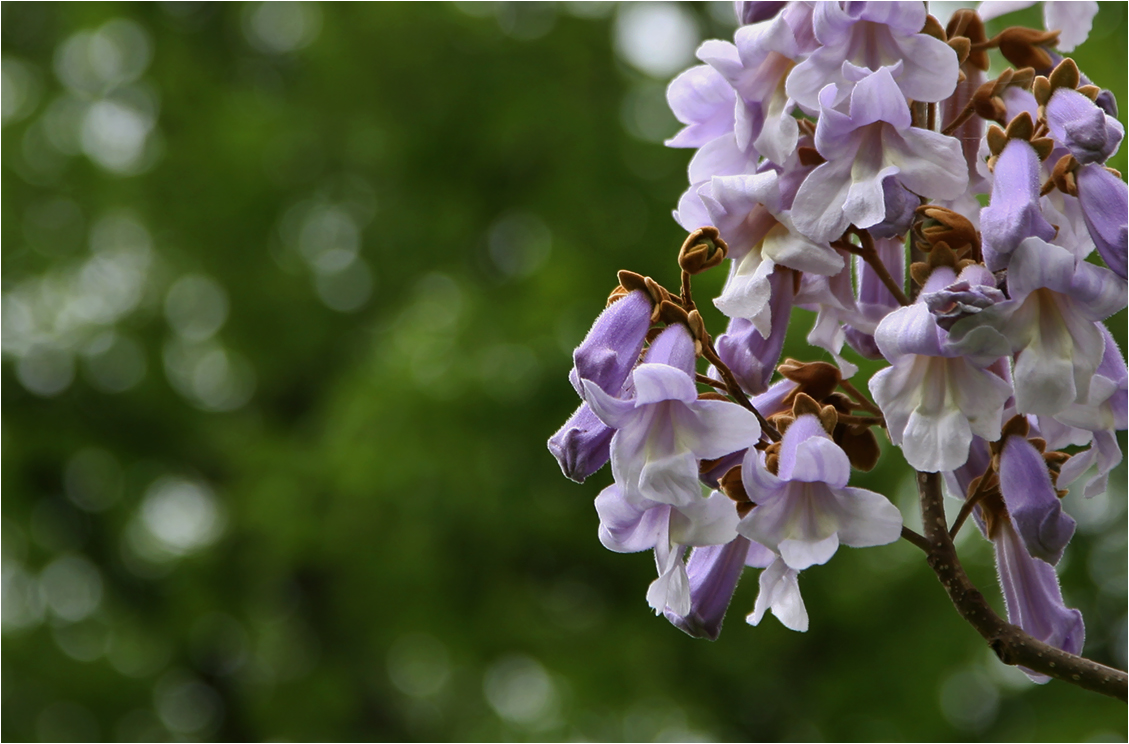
<box><xmin>991</xmin><ymin>515</ymin><xmax>1085</xmax><ymax>682</ymax></box>
<box><xmin>997</xmin><ymin>430</ymin><xmax>1076</xmax><ymax>565</ymax></box>
<box><xmin>738</xmin><ymin>413</ymin><xmax>903</xmax><ymax>570</ymax></box>
<box><xmin>796</xmin><ymin>254</ymin><xmax>862</xmax><ymax>377</ymax></box>
<box><xmin>792</xmin><ymin>69</ymin><xmax>967</xmax><ymax>243</ymax></box>
<box><xmin>953</xmin><ymin>237</ymin><xmax>1128</xmax><ymax>416</ymax></box>
<box><xmin>549</xmin><ymin>289</ymin><xmax>653</xmax><ymax>482</ymax></box>
<box><xmin>582</xmin><ymin>324</ymin><xmax>762</xmax><ymax>508</ymax></box>
<box><xmin>1045</xmin><ymin>88</ymin><xmax>1124</xmax><ymax>165</ymax></box>
<box><xmin>664</xmin><ymin>536</ymin><xmax>775</xmax><ymax>640</ymax></box>
<box><xmin>735</xmin><ymin>1</ymin><xmax>787</xmax><ymax>25</ymax></box>
<box><xmin>978</xmin><ymin>1</ymin><xmax>1099</xmax><ymax>52</ymax></box>
<box><xmin>595</xmin><ymin>483</ymin><xmax>744</xmax><ymax>616</ymax></box>
<box><xmin>786</xmin><ymin>2</ymin><xmax>958</xmax><ymax>112</ymax></box>
<box><xmin>685</xmin><ymin>171</ymin><xmax>841</xmax><ymax>336</ymax></box>
<box><xmin>1076</xmin><ymin>163</ymin><xmax>1129</xmax><ymax>279</ymax></box>
<box><xmin>980</xmin><ymin>138</ymin><xmax>1056</xmax><ymax>272</ymax></box>
<box><xmin>697</xmin><ymin>14</ymin><xmax>802</xmax><ymax>166</ymax></box>
<box><xmin>665</xmin><ymin>65</ymin><xmax>736</xmax><ymax>149</ymax></box>
<box><xmin>747</xmin><ymin>556</ymin><xmax>808</xmax><ymax>631</ymax></box>
<box><xmin>713</xmin><ymin>266</ymin><xmax>794</xmax><ymax>395</ymax></box>
<box><xmin>870</xmin><ymin>265</ymin><xmax>1012</xmax><ymax>472</ymax></box>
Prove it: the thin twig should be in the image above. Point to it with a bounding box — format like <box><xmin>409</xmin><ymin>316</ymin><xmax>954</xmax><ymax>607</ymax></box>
<box><xmin>841</xmin><ymin>231</ymin><xmax>911</xmax><ymax>306</ymax></box>
<box><xmin>901</xmin><ymin>526</ymin><xmax>931</xmax><ymax>553</ymax></box>
<box><xmin>695</xmin><ymin>373</ymin><xmax>727</xmax><ymax>391</ymax></box>
<box><xmin>699</xmin><ymin>339</ymin><xmax>781</xmax><ymax>442</ymax></box>
<box><xmin>680</xmin><ymin>270</ymin><xmax>695</xmax><ymax>313</ymax></box>
<box><xmin>915</xmin><ymin>471</ymin><xmax>1128</xmax><ymax>701</ymax></box>
<box><xmin>941</xmin><ymin>96</ymin><xmax>978</xmax><ymax>136</ymax></box>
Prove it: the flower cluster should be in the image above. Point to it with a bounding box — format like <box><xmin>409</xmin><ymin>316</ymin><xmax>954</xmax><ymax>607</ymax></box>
<box><xmin>550</xmin><ymin>0</ymin><xmax>1126</xmax><ymax>680</ymax></box>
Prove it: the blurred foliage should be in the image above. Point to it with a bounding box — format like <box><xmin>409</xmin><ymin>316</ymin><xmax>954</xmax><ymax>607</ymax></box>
<box><xmin>2</xmin><ymin>2</ymin><xmax>1126</xmax><ymax>742</ymax></box>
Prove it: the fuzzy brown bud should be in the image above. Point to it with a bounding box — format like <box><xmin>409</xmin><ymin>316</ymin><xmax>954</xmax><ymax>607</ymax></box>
<box><xmin>678</xmin><ymin>226</ymin><xmax>729</xmax><ymax>275</ymax></box>
<box><xmin>997</xmin><ymin>27</ymin><xmax>1060</xmax><ymax>71</ymax></box>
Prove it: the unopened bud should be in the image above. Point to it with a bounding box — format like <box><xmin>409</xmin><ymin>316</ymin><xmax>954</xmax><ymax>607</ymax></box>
<box><xmin>997</xmin><ymin>27</ymin><xmax>1059</xmax><ymax>71</ymax></box>
<box><xmin>946</xmin><ymin>9</ymin><xmax>989</xmax><ymax>71</ymax></box>
<box><xmin>915</xmin><ymin>205</ymin><xmax>980</xmax><ymax>254</ymax></box>
<box><xmin>678</xmin><ymin>226</ymin><xmax>729</xmax><ymax>275</ymax></box>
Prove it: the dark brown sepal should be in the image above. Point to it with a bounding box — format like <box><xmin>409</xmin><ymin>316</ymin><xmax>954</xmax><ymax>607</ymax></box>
<box><xmin>1051</xmin><ymin>153</ymin><xmax>1080</xmax><ymax>196</ymax></box>
<box><xmin>997</xmin><ymin>27</ymin><xmax>1060</xmax><ymax>71</ymax></box>
<box><xmin>921</xmin><ymin>14</ymin><xmax>946</xmax><ymax>40</ymax></box>
<box><xmin>986</xmin><ymin>124</ymin><xmax>1008</xmax><ymax>157</ymax></box>
<box><xmin>836</xmin><ymin>425</ymin><xmax>881</xmax><ymax>472</ymax></box>
<box><xmin>697</xmin><ymin>391</ymin><xmax>730</xmax><ymax>402</ymax></box>
<box><xmin>678</xmin><ymin>226</ymin><xmax>729</xmax><ymax>275</ymax></box>
<box><xmin>797</xmin><ymin>146</ymin><xmax>826</xmax><ymax>167</ymax></box>
<box><xmin>946</xmin><ymin>10</ymin><xmax>989</xmax><ymax>70</ymax></box>
<box><xmin>778</xmin><ymin>359</ymin><xmax>841</xmax><ymax>404</ymax></box>
<box><xmin>947</xmin><ymin>36</ymin><xmax>970</xmax><ymax>66</ymax></box>
<box><xmin>1048</xmin><ymin>57</ymin><xmax>1080</xmax><ymax>92</ymax></box>
<box><xmin>719</xmin><ymin>466</ymin><xmax>755</xmax><ymax>517</ymax></box>
<box><xmin>915</xmin><ymin>205</ymin><xmax>980</xmax><ymax>255</ymax></box>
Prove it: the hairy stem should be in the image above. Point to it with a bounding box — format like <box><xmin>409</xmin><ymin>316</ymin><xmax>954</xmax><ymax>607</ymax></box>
<box><xmin>841</xmin><ymin>232</ymin><xmax>911</xmax><ymax>306</ymax></box>
<box><xmin>915</xmin><ymin>471</ymin><xmax>1128</xmax><ymax>701</ymax></box>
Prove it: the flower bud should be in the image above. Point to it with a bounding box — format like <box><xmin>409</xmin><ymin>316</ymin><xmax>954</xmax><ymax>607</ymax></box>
<box><xmin>997</xmin><ymin>27</ymin><xmax>1060</xmax><ymax>71</ymax></box>
<box><xmin>678</xmin><ymin>226</ymin><xmax>729</xmax><ymax>275</ymax></box>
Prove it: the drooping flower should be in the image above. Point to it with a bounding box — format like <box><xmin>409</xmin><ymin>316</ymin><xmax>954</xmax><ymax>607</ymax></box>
<box><xmin>791</xmin><ymin>68</ymin><xmax>967</xmax><ymax>243</ymax></box>
<box><xmin>738</xmin><ymin>405</ymin><xmax>903</xmax><ymax>570</ymax></box>
<box><xmin>582</xmin><ymin>324</ymin><xmax>762</xmax><ymax>508</ymax></box>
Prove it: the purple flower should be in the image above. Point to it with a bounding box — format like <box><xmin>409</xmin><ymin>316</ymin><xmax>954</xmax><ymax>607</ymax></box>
<box><xmin>955</xmin><ymin>238</ymin><xmax>1128</xmax><ymax>416</ymax></box>
<box><xmin>549</xmin><ymin>289</ymin><xmax>654</xmax><ymax>482</ymax></box>
<box><xmin>991</xmin><ymin>516</ymin><xmax>1085</xmax><ymax>682</ymax></box>
<box><xmin>595</xmin><ymin>484</ymin><xmax>744</xmax><ymax>616</ymax></box>
<box><xmin>582</xmin><ymin>324</ymin><xmax>762</xmax><ymax>508</ymax></box>
<box><xmin>738</xmin><ymin>414</ymin><xmax>903</xmax><ymax>570</ymax></box>
<box><xmin>664</xmin><ymin>535</ymin><xmax>775</xmax><ymax>640</ymax></box>
<box><xmin>998</xmin><ymin>431</ymin><xmax>1076</xmax><ymax>565</ymax></box>
<box><xmin>665</xmin><ymin>65</ymin><xmax>736</xmax><ymax>149</ymax></box>
<box><xmin>786</xmin><ymin>1</ymin><xmax>958</xmax><ymax>112</ymax></box>
<box><xmin>846</xmin><ymin>235</ymin><xmax>906</xmax><ymax>353</ymax></box>
<box><xmin>870</xmin><ymin>266</ymin><xmax>1013</xmax><ymax>472</ymax></box>
<box><xmin>1076</xmin><ymin>163</ymin><xmax>1129</xmax><ymax>279</ymax></box>
<box><xmin>1045</xmin><ymin>88</ymin><xmax>1124</xmax><ymax>165</ymax></box>
<box><xmin>735</xmin><ymin>1</ymin><xmax>787</xmax><ymax>25</ymax></box>
<box><xmin>791</xmin><ymin>69</ymin><xmax>967</xmax><ymax>243</ymax></box>
<box><xmin>980</xmin><ymin>138</ymin><xmax>1056</xmax><ymax>272</ymax></box>
<box><xmin>714</xmin><ymin>267</ymin><xmax>794</xmax><ymax>395</ymax></box>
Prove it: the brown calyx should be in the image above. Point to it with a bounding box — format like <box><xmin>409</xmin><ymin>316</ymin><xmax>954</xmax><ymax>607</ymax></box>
<box><xmin>678</xmin><ymin>226</ymin><xmax>729</xmax><ymax>275</ymax></box>
<box><xmin>914</xmin><ymin>205</ymin><xmax>980</xmax><ymax>257</ymax></box>
<box><xmin>996</xmin><ymin>26</ymin><xmax>1060</xmax><ymax>71</ymax></box>
<box><xmin>909</xmin><ymin>241</ymin><xmax>975</xmax><ymax>287</ymax></box>
<box><xmin>777</xmin><ymin>359</ymin><xmax>841</xmax><ymax>405</ymax></box>
<box><xmin>946</xmin><ymin>10</ymin><xmax>989</xmax><ymax>71</ymax></box>
<box><xmin>719</xmin><ymin>466</ymin><xmax>755</xmax><ymax>518</ymax></box>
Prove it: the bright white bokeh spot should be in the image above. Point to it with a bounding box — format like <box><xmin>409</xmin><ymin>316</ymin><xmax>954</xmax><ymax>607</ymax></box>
<box><xmin>614</xmin><ymin>3</ymin><xmax>700</xmax><ymax>78</ymax></box>
<box><xmin>244</xmin><ymin>2</ymin><xmax>322</xmax><ymax>54</ymax></box>
<box><xmin>488</xmin><ymin>212</ymin><xmax>551</xmax><ymax>279</ymax></box>
<box><xmin>165</xmin><ymin>274</ymin><xmax>229</xmax><ymax>341</ymax></box>
<box><xmin>81</xmin><ymin>98</ymin><xmax>155</xmax><ymax>174</ymax></box>
<box><xmin>54</xmin><ymin>19</ymin><xmax>152</xmax><ymax>95</ymax></box>
<box><xmin>39</xmin><ymin>553</ymin><xmax>103</xmax><ymax>622</ymax></box>
<box><xmin>387</xmin><ymin>633</ymin><xmax>452</xmax><ymax>699</ymax></box>
<box><xmin>483</xmin><ymin>655</ymin><xmax>559</xmax><ymax>727</ymax></box>
<box><xmin>138</xmin><ymin>476</ymin><xmax>225</xmax><ymax>557</ymax></box>
<box><xmin>314</xmin><ymin>256</ymin><xmax>373</xmax><ymax>313</ymax></box>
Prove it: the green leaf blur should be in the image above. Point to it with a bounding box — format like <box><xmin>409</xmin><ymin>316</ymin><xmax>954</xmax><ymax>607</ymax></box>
<box><xmin>2</xmin><ymin>3</ymin><xmax>1126</xmax><ymax>741</ymax></box>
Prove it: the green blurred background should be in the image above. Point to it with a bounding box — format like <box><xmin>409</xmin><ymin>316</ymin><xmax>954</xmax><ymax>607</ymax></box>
<box><xmin>2</xmin><ymin>2</ymin><xmax>1126</xmax><ymax>741</ymax></box>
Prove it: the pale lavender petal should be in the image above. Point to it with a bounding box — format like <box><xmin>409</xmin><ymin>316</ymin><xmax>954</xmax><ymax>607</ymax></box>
<box><xmin>832</xmin><ymin>487</ymin><xmax>904</xmax><ymax>548</ymax></box>
<box><xmin>993</xmin><ymin>519</ymin><xmax>1085</xmax><ymax>681</ymax></box>
<box><xmin>571</xmin><ymin>289</ymin><xmax>653</xmax><ymax>395</ymax></box>
<box><xmin>779</xmin><ymin>532</ymin><xmax>840</xmax><ymax>570</ymax></box>
<box><xmin>681</xmin><ymin>398</ymin><xmax>763</xmax><ymax>460</ymax></box>
<box><xmin>998</xmin><ymin>435</ymin><xmax>1076</xmax><ymax>565</ymax></box>
<box><xmin>639</xmin><ymin>450</ymin><xmax>703</xmax><ymax>507</ymax></box>
<box><xmin>643</xmin><ymin>323</ymin><xmax>697</xmax><ymax>376</ymax></box>
<box><xmin>777</xmin><ymin>417</ymin><xmax>851</xmax><ymax>487</ymax></box>
<box><xmin>867</xmin><ymin>176</ymin><xmax>918</xmax><ymax>238</ymax></box>
<box><xmin>886</xmin><ymin>126</ymin><xmax>968</xmax><ymax>200</ymax></box>
<box><xmin>1045</xmin><ymin>88</ymin><xmax>1124</xmax><ymax>165</ymax></box>
<box><xmin>791</xmin><ymin>157</ymin><xmax>855</xmax><ymax>242</ymax></box>
<box><xmin>747</xmin><ymin>556</ymin><xmax>807</xmax><ymax>631</ymax></box>
<box><xmin>548</xmin><ymin>403</ymin><xmax>614</xmax><ymax>482</ymax></box>
<box><xmin>595</xmin><ymin>484</ymin><xmax>669</xmax><ymax>553</ymax></box>
<box><xmin>670</xmin><ymin>489</ymin><xmax>742</xmax><ymax>546</ymax></box>
<box><xmin>735</xmin><ymin>1</ymin><xmax>787</xmax><ymax>25</ymax></box>
<box><xmin>582</xmin><ymin>378</ymin><xmax>640</xmax><ymax>429</ymax></box>
<box><xmin>981</xmin><ymin>140</ymin><xmax>1057</xmax><ymax>271</ymax></box>
<box><xmin>1076</xmin><ymin>163</ymin><xmax>1128</xmax><ymax>279</ymax></box>
<box><xmin>633</xmin><ymin>363</ymin><xmax>699</xmax><ymax>406</ymax></box>
<box><xmin>977</xmin><ymin>1</ymin><xmax>1037</xmax><ymax>21</ymax></box>
<box><xmin>714</xmin><ymin>267</ymin><xmax>794</xmax><ymax>394</ymax></box>
<box><xmin>1044</xmin><ymin>1</ymin><xmax>1098</xmax><ymax>52</ymax></box>
<box><xmin>665</xmin><ymin>536</ymin><xmax>750</xmax><ymax>640</ymax></box>
<box><xmin>665</xmin><ymin>65</ymin><xmax>737</xmax><ymax>149</ymax></box>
